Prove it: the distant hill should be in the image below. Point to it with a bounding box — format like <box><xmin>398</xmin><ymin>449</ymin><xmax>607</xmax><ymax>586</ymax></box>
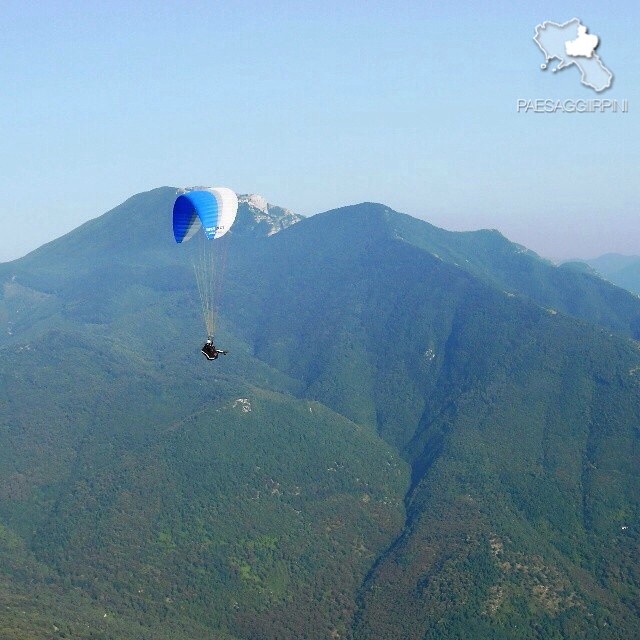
<box><xmin>0</xmin><ymin>190</ymin><xmax>638</xmax><ymax>639</ymax></box>
<box><xmin>579</xmin><ymin>253</ymin><xmax>640</xmax><ymax>296</ymax></box>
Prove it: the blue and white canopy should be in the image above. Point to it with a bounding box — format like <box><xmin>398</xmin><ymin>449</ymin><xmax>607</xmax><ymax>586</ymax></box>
<box><xmin>173</xmin><ymin>187</ymin><xmax>238</xmax><ymax>243</ymax></box>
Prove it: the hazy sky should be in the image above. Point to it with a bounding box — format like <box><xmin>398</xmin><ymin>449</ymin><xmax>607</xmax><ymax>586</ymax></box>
<box><xmin>1</xmin><ymin>0</ymin><xmax>638</xmax><ymax>262</ymax></box>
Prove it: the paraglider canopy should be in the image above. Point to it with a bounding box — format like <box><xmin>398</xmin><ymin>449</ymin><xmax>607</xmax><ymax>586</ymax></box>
<box><xmin>173</xmin><ymin>187</ymin><xmax>238</xmax><ymax>340</ymax></box>
<box><xmin>173</xmin><ymin>187</ymin><xmax>238</xmax><ymax>243</ymax></box>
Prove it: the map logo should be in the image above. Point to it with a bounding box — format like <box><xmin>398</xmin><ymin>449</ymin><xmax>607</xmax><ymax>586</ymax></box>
<box><xmin>516</xmin><ymin>18</ymin><xmax>627</xmax><ymax>113</ymax></box>
<box><xmin>533</xmin><ymin>18</ymin><xmax>612</xmax><ymax>92</ymax></box>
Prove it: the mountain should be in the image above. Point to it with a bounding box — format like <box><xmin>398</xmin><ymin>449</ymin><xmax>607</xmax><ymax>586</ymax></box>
<box><xmin>235</xmin><ymin>193</ymin><xmax>303</xmax><ymax>237</ymax></box>
<box><xmin>0</xmin><ymin>189</ymin><xmax>638</xmax><ymax>639</ymax></box>
<box><xmin>580</xmin><ymin>253</ymin><xmax>640</xmax><ymax>296</ymax></box>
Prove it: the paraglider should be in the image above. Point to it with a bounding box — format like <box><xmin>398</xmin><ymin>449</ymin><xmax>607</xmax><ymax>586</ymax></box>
<box><xmin>173</xmin><ymin>187</ymin><xmax>238</xmax><ymax>359</ymax></box>
<box><xmin>201</xmin><ymin>338</ymin><xmax>228</xmax><ymax>360</ymax></box>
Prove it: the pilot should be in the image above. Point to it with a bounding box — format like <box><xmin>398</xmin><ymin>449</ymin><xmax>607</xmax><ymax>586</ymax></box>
<box><xmin>201</xmin><ymin>338</ymin><xmax>228</xmax><ymax>360</ymax></box>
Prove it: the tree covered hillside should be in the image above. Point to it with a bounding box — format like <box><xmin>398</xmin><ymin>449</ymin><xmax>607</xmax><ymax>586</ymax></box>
<box><xmin>0</xmin><ymin>189</ymin><xmax>638</xmax><ymax>639</ymax></box>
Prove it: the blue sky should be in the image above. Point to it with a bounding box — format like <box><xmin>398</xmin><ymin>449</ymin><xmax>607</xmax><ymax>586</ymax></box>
<box><xmin>0</xmin><ymin>0</ymin><xmax>638</xmax><ymax>261</ymax></box>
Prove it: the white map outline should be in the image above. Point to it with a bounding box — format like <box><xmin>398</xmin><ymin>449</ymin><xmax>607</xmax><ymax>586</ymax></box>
<box><xmin>533</xmin><ymin>18</ymin><xmax>613</xmax><ymax>93</ymax></box>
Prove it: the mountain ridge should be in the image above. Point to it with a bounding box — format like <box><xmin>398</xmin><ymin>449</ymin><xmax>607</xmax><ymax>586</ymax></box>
<box><xmin>579</xmin><ymin>253</ymin><xmax>640</xmax><ymax>296</ymax></box>
<box><xmin>0</xmin><ymin>188</ymin><xmax>638</xmax><ymax>639</ymax></box>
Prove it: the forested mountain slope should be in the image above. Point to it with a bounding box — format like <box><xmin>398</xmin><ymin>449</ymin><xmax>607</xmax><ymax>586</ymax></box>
<box><xmin>0</xmin><ymin>190</ymin><xmax>637</xmax><ymax>639</ymax></box>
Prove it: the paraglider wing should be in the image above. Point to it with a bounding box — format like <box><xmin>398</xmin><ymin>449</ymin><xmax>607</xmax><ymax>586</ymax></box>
<box><xmin>173</xmin><ymin>188</ymin><xmax>238</xmax><ymax>243</ymax></box>
<box><xmin>173</xmin><ymin>187</ymin><xmax>239</xmax><ymax>340</ymax></box>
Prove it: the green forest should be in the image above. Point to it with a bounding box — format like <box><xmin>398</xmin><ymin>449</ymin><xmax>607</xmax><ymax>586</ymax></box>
<box><xmin>0</xmin><ymin>189</ymin><xmax>638</xmax><ymax>639</ymax></box>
